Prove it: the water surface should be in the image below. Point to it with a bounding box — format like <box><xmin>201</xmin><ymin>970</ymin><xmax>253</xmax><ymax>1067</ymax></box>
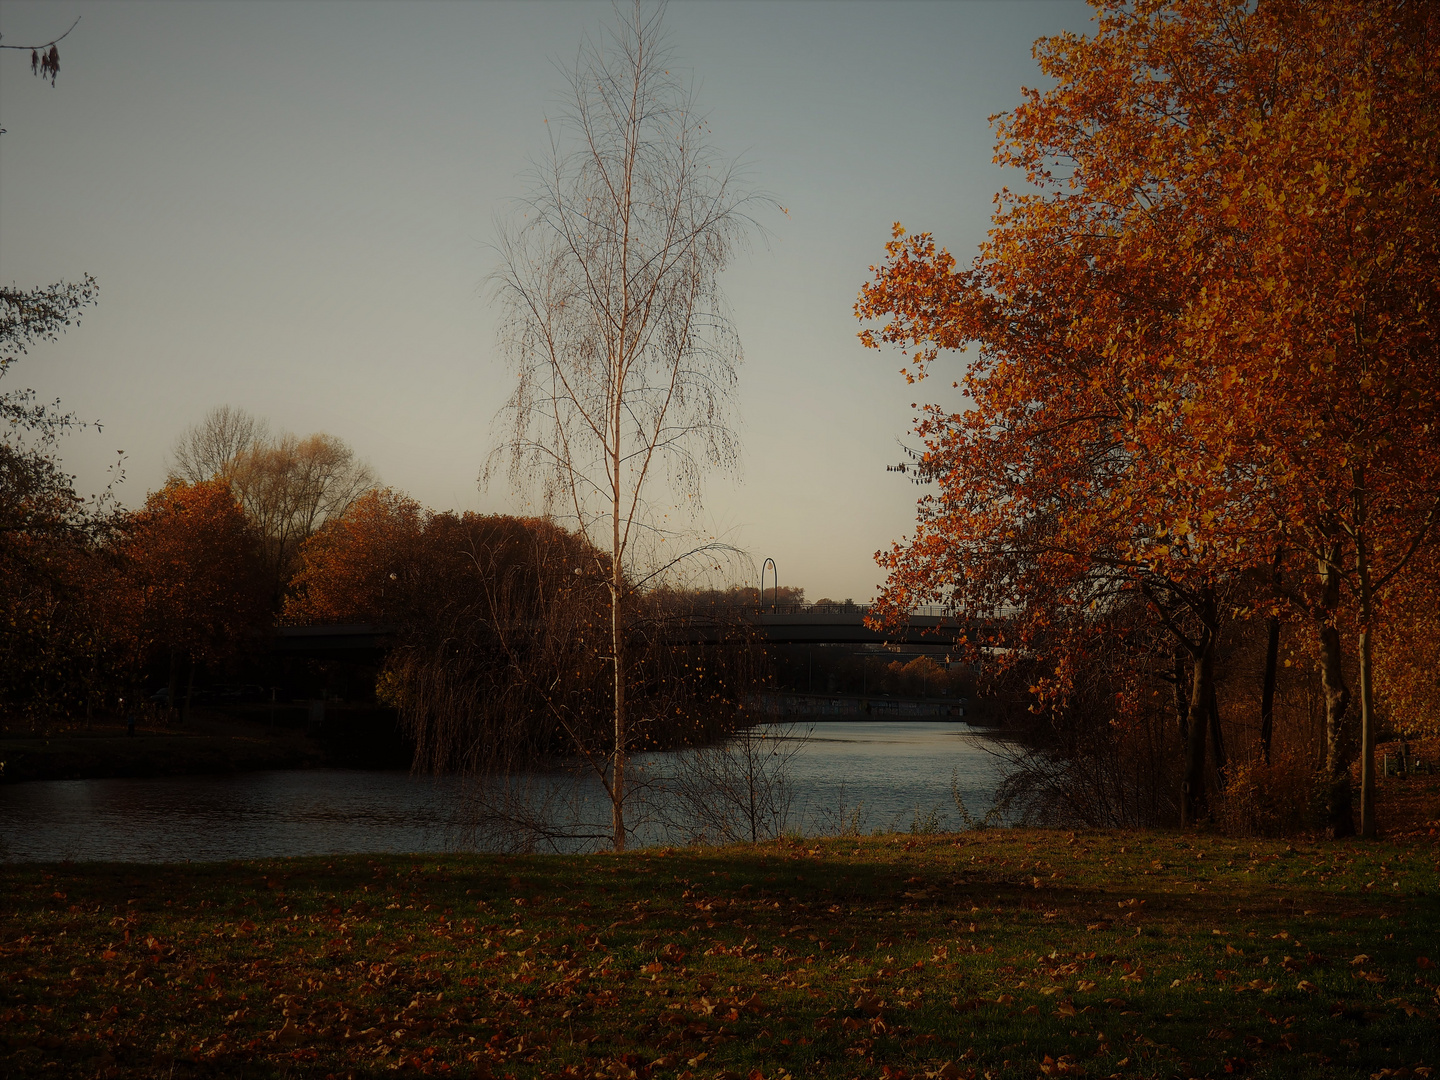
<box><xmin>0</xmin><ymin>721</ymin><xmax>1006</xmax><ymax>863</ymax></box>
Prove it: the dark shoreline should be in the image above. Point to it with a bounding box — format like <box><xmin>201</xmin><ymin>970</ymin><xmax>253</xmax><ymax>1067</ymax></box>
<box><xmin>0</xmin><ymin>727</ymin><xmax>326</xmax><ymax>784</ymax></box>
<box><xmin>0</xmin><ymin>707</ymin><xmax>415</xmax><ymax>784</ymax></box>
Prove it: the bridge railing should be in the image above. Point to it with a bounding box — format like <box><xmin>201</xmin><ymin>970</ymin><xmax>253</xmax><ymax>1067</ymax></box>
<box><xmin>749</xmin><ymin>602</ymin><xmax>953</xmax><ymax>618</ymax></box>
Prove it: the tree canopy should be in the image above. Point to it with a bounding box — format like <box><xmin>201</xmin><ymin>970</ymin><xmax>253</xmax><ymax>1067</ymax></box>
<box><xmin>858</xmin><ymin>0</ymin><xmax>1440</xmax><ymax>835</ymax></box>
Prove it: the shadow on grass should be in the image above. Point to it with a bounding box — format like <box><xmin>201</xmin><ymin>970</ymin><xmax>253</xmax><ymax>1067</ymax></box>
<box><xmin>3</xmin><ymin>829</ymin><xmax>1436</xmax><ymax>1079</ymax></box>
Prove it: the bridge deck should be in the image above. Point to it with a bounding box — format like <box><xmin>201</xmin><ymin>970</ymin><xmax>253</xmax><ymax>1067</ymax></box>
<box><xmin>274</xmin><ymin>612</ymin><xmax>969</xmax><ymax>651</ymax></box>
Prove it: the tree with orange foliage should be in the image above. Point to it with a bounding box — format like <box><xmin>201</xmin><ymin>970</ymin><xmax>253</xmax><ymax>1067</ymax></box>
<box><xmin>288</xmin><ymin>492</ymin><xmax>765</xmax><ymax>848</ymax></box>
<box><xmin>858</xmin><ymin>0</ymin><xmax>1440</xmax><ymax>834</ymax></box>
<box><xmin>287</xmin><ymin>493</ymin><xmax>618</xmax><ymax>793</ymax></box>
<box><xmin>1184</xmin><ymin>1</ymin><xmax>1440</xmax><ymax>837</ymax></box>
<box><xmin>285</xmin><ymin>488</ymin><xmax>426</xmax><ymax>625</ymax></box>
<box><xmin>112</xmin><ymin>479</ymin><xmax>267</xmax><ymax>712</ymax></box>
<box><xmin>1374</xmin><ymin>553</ymin><xmax>1440</xmax><ymax>746</ymax></box>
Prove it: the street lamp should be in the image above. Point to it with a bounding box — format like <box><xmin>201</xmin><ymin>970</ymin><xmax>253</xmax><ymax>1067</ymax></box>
<box><xmin>760</xmin><ymin>558</ymin><xmax>778</xmax><ymax>612</ymax></box>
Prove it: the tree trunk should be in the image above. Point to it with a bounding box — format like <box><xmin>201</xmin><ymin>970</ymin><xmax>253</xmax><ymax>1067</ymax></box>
<box><xmin>1180</xmin><ymin>631</ymin><xmax>1213</xmax><ymax>828</ymax></box>
<box><xmin>1208</xmin><ymin>679</ymin><xmax>1227</xmax><ymax>792</ymax></box>
<box><xmin>1260</xmin><ymin>613</ymin><xmax>1280</xmax><ymax>765</ymax></box>
<box><xmin>1358</xmin><ymin>616</ymin><xmax>1376</xmax><ymax>838</ymax></box>
<box><xmin>166</xmin><ymin>648</ymin><xmax>181</xmax><ymax>720</ymax></box>
<box><xmin>1317</xmin><ymin>540</ymin><xmax>1355</xmax><ymax>838</ymax></box>
<box><xmin>1173</xmin><ymin>647</ymin><xmax>1191</xmax><ymax>745</ymax></box>
<box><xmin>1354</xmin><ymin>470</ymin><xmax>1378</xmax><ymax>839</ymax></box>
<box><xmin>611</xmin><ymin>580</ymin><xmax>627</xmax><ymax>853</ymax></box>
<box><xmin>1260</xmin><ymin>548</ymin><xmax>1282</xmax><ymax>765</ymax></box>
<box><xmin>181</xmin><ymin>652</ymin><xmax>196</xmax><ymax>725</ymax></box>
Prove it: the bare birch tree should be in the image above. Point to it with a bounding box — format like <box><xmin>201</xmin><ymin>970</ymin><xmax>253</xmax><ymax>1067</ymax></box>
<box><xmin>488</xmin><ymin>0</ymin><xmax>767</xmax><ymax>851</ymax></box>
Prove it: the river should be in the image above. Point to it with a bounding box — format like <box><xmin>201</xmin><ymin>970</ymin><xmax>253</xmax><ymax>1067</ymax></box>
<box><xmin>0</xmin><ymin>721</ymin><xmax>1009</xmax><ymax>863</ymax></box>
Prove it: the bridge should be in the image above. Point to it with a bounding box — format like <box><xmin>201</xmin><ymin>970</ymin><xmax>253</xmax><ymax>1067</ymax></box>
<box><xmin>668</xmin><ymin>608</ymin><xmax>970</xmax><ymax>647</ymax></box>
<box><xmin>274</xmin><ymin>607</ymin><xmax>973</xmax><ymax>654</ymax></box>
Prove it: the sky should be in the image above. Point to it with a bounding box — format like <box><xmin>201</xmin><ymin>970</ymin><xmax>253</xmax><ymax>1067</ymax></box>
<box><xmin>1</xmin><ymin>0</ymin><xmax>1093</xmax><ymax>603</ymax></box>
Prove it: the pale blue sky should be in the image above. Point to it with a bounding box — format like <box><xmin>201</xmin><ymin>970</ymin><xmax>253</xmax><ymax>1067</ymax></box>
<box><xmin>1</xmin><ymin>0</ymin><xmax>1091</xmax><ymax>601</ymax></box>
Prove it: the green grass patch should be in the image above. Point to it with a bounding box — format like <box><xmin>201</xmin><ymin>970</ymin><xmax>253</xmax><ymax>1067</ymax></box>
<box><xmin>3</xmin><ymin>829</ymin><xmax>1437</xmax><ymax>1078</ymax></box>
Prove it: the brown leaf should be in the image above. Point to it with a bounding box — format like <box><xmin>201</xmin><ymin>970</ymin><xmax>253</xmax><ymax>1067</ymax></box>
<box><xmin>855</xmin><ymin>994</ymin><xmax>884</xmax><ymax>1016</ymax></box>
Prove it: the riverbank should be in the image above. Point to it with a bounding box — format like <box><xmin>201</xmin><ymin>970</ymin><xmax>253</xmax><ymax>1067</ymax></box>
<box><xmin>0</xmin><ymin>707</ymin><xmax>415</xmax><ymax>783</ymax></box>
<box><xmin>0</xmin><ymin>717</ymin><xmax>325</xmax><ymax>784</ymax></box>
<box><xmin>3</xmin><ymin>828</ymin><xmax>1437</xmax><ymax>1079</ymax></box>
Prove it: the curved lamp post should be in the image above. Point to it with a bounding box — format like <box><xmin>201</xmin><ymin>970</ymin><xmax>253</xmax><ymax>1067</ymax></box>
<box><xmin>760</xmin><ymin>558</ymin><xmax>778</xmax><ymax>613</ymax></box>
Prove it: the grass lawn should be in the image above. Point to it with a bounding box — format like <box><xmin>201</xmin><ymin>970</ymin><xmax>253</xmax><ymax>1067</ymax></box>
<box><xmin>2</xmin><ymin>828</ymin><xmax>1437</xmax><ymax>1079</ymax></box>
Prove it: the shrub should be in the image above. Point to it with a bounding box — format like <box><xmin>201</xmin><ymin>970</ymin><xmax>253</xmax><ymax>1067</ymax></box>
<box><xmin>1214</xmin><ymin>753</ymin><xmax>1327</xmax><ymax>836</ymax></box>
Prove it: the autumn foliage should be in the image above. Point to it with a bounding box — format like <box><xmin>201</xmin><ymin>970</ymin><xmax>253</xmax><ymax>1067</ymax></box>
<box><xmin>858</xmin><ymin>0</ymin><xmax>1440</xmax><ymax>834</ymax></box>
<box><xmin>286</xmin><ymin>491</ymin><xmax>760</xmax><ymax>831</ymax></box>
<box><xmin>108</xmin><ymin>479</ymin><xmax>269</xmax><ymax>684</ymax></box>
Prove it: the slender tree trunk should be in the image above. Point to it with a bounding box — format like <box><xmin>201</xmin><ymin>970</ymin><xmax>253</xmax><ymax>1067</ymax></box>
<box><xmin>611</xmin><ymin>415</ymin><xmax>627</xmax><ymax>852</ymax></box>
<box><xmin>1173</xmin><ymin>647</ymin><xmax>1191</xmax><ymax>744</ymax></box>
<box><xmin>1180</xmin><ymin>631</ymin><xmax>1213</xmax><ymax>828</ymax></box>
<box><xmin>1357</xmin><ymin>613</ymin><xmax>1376</xmax><ymax>837</ymax></box>
<box><xmin>1260</xmin><ymin>614</ymin><xmax>1280</xmax><ymax>765</ymax></box>
<box><xmin>611</xmin><ymin>588</ymin><xmax>626</xmax><ymax>852</ymax></box>
<box><xmin>1354</xmin><ymin>470</ymin><xmax>1378</xmax><ymax>839</ymax></box>
<box><xmin>1208</xmin><ymin>679</ymin><xmax>1227</xmax><ymax>792</ymax></box>
<box><xmin>1317</xmin><ymin>539</ymin><xmax>1355</xmax><ymax>838</ymax></box>
<box><xmin>182</xmin><ymin>652</ymin><xmax>196</xmax><ymax>725</ymax></box>
<box><xmin>1260</xmin><ymin>549</ymin><xmax>1282</xmax><ymax>765</ymax></box>
<box><xmin>166</xmin><ymin>648</ymin><xmax>181</xmax><ymax>721</ymax></box>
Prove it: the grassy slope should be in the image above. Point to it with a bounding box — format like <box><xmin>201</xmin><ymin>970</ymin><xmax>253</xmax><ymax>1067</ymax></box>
<box><xmin>2</xmin><ymin>829</ymin><xmax>1437</xmax><ymax>1080</ymax></box>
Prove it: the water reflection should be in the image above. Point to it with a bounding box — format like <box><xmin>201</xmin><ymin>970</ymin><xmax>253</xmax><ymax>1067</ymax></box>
<box><xmin>0</xmin><ymin>721</ymin><xmax>1005</xmax><ymax>863</ymax></box>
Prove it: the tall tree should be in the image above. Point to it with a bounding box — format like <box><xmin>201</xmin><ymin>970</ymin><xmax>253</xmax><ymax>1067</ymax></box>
<box><xmin>230</xmin><ymin>431</ymin><xmax>376</xmax><ymax>596</ymax></box>
<box><xmin>1201</xmin><ymin>0</ymin><xmax>1440</xmax><ymax>836</ymax></box>
<box><xmin>489</xmin><ymin>0</ymin><xmax>767</xmax><ymax>850</ymax></box>
<box><xmin>0</xmin><ymin>278</ymin><xmax>107</xmax><ymax>720</ymax></box>
<box><xmin>857</xmin><ymin>0</ymin><xmax>1439</xmax><ymax>834</ymax></box>
<box><xmin>110</xmin><ymin>479</ymin><xmax>268</xmax><ymax>709</ymax></box>
<box><xmin>169</xmin><ymin>412</ymin><xmax>376</xmax><ymax>604</ymax></box>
